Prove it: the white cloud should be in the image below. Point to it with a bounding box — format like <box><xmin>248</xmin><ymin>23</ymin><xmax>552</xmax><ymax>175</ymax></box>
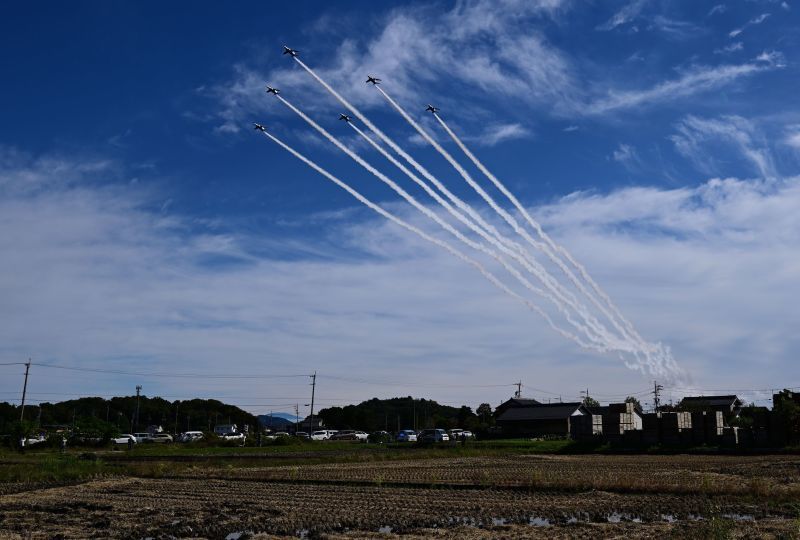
<box><xmin>708</xmin><ymin>4</ymin><xmax>727</xmax><ymax>16</ymax></box>
<box><xmin>729</xmin><ymin>12</ymin><xmax>771</xmax><ymax>38</ymax></box>
<box><xmin>596</xmin><ymin>0</ymin><xmax>650</xmax><ymax>31</ymax></box>
<box><xmin>611</xmin><ymin>143</ymin><xmax>641</xmax><ymax>170</ymax></box>
<box><xmin>714</xmin><ymin>42</ymin><xmax>743</xmax><ymax>55</ymax></box>
<box><xmin>473</xmin><ymin>123</ymin><xmax>533</xmax><ymax>146</ymax></box>
<box><xmin>587</xmin><ymin>53</ymin><xmax>784</xmax><ymax>115</ymax></box>
<box><xmin>563</xmin><ymin>125</ymin><xmax>579</xmax><ymax>132</ymax></box>
<box><xmin>670</xmin><ymin>115</ymin><xmax>777</xmax><ymax>178</ymax></box>
<box><xmin>1</xmin><ymin>150</ymin><xmax>799</xmax><ymax>408</ymax></box>
<box><xmin>207</xmin><ymin>0</ymin><xmax>578</xmax><ymax>134</ymax></box>
<box><xmin>785</xmin><ymin>128</ymin><xmax>800</xmax><ymax>151</ymax></box>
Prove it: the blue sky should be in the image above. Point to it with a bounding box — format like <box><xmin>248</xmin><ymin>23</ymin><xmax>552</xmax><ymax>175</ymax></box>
<box><xmin>1</xmin><ymin>0</ymin><xmax>799</xmax><ymax>415</ymax></box>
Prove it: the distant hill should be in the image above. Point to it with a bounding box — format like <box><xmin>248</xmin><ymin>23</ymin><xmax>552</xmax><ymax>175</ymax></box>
<box><xmin>317</xmin><ymin>397</ymin><xmax>479</xmax><ymax>432</ymax></box>
<box><xmin>257</xmin><ymin>414</ymin><xmax>295</xmax><ymax>429</ymax></box>
<box><xmin>0</xmin><ymin>396</ymin><xmax>259</xmax><ymax>435</ymax></box>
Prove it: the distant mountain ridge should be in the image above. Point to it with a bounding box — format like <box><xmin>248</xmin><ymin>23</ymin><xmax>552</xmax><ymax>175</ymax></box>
<box><xmin>257</xmin><ymin>414</ymin><xmax>295</xmax><ymax>429</ymax></box>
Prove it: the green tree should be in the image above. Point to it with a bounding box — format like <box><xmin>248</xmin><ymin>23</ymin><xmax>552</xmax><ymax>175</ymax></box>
<box><xmin>624</xmin><ymin>396</ymin><xmax>642</xmax><ymax>410</ymax></box>
<box><xmin>476</xmin><ymin>403</ymin><xmax>493</xmax><ymax>423</ymax></box>
<box><xmin>583</xmin><ymin>396</ymin><xmax>600</xmax><ymax>409</ymax></box>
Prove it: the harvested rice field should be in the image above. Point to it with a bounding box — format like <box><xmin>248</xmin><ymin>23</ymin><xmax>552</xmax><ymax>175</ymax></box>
<box><xmin>1</xmin><ymin>451</ymin><xmax>800</xmax><ymax>538</ymax></box>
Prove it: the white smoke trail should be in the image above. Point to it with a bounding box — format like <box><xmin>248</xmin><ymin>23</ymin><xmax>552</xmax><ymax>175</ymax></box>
<box><xmin>288</xmin><ymin>57</ymin><xmax>682</xmax><ymax>379</ymax></box>
<box><xmin>375</xmin><ymin>86</ymin><xmax>645</xmax><ymax>350</ymax></box>
<box><xmin>257</xmin><ymin>128</ymin><xmax>595</xmax><ymax>347</ymax></box>
<box><xmin>273</xmin><ymin>95</ymin><xmax>611</xmax><ymax>349</ymax></box>
<box><xmin>292</xmin><ymin>58</ymin><xmax>510</xmax><ymax>253</ymax></box>
<box><xmin>346</xmin><ymin>119</ymin><xmax>623</xmax><ymax>349</ymax></box>
<box><xmin>431</xmin><ymin>112</ymin><xmax>682</xmax><ymax>378</ymax></box>
<box><xmin>291</xmin><ymin>58</ymin><xmax>617</xmax><ymax>345</ymax></box>
<box><xmin>434</xmin><ymin>112</ymin><xmax>639</xmax><ymax>338</ymax></box>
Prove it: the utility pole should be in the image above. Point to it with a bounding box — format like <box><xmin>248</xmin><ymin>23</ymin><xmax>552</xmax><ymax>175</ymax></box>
<box><xmin>19</xmin><ymin>359</ymin><xmax>31</xmax><ymax>421</ymax></box>
<box><xmin>653</xmin><ymin>381</ymin><xmax>664</xmax><ymax>412</ymax></box>
<box><xmin>294</xmin><ymin>404</ymin><xmax>299</xmax><ymax>433</ymax></box>
<box><xmin>174</xmin><ymin>402</ymin><xmax>180</xmax><ymax>435</ymax></box>
<box><xmin>514</xmin><ymin>381</ymin><xmax>522</xmax><ymax>399</ymax></box>
<box><xmin>134</xmin><ymin>385</ymin><xmax>142</xmax><ymax>432</ymax></box>
<box><xmin>308</xmin><ymin>371</ymin><xmax>316</xmax><ymax>433</ymax></box>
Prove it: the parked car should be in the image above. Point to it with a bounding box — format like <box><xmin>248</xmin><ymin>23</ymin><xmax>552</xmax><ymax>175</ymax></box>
<box><xmin>295</xmin><ymin>431</ymin><xmax>311</xmax><ymax>440</ymax></box>
<box><xmin>418</xmin><ymin>429</ymin><xmax>450</xmax><ymax>443</ymax></box>
<box><xmin>448</xmin><ymin>429</ymin><xmax>475</xmax><ymax>441</ymax></box>
<box><xmin>311</xmin><ymin>430</ymin><xmax>334</xmax><ymax>440</ymax></box>
<box><xmin>149</xmin><ymin>433</ymin><xmax>173</xmax><ymax>443</ymax></box>
<box><xmin>112</xmin><ymin>434</ymin><xmax>137</xmax><ymax>445</ymax></box>
<box><xmin>179</xmin><ymin>431</ymin><xmax>204</xmax><ymax>443</ymax></box>
<box><xmin>221</xmin><ymin>432</ymin><xmax>245</xmax><ymax>442</ymax></box>
<box><xmin>368</xmin><ymin>431</ymin><xmax>393</xmax><ymax>444</ymax></box>
<box><xmin>330</xmin><ymin>430</ymin><xmax>367</xmax><ymax>441</ymax></box>
<box><xmin>133</xmin><ymin>432</ymin><xmax>151</xmax><ymax>443</ymax></box>
<box><xmin>396</xmin><ymin>429</ymin><xmax>418</xmax><ymax>442</ymax></box>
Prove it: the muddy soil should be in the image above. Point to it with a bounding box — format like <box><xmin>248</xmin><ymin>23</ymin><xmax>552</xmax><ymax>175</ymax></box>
<box><xmin>0</xmin><ymin>476</ymin><xmax>796</xmax><ymax>539</ymax></box>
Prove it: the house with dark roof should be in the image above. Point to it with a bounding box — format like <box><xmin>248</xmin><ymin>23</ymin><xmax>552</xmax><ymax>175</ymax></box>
<box><xmin>678</xmin><ymin>395</ymin><xmax>743</xmax><ymax>418</ymax></box>
<box><xmin>496</xmin><ymin>402</ymin><xmax>589</xmax><ymax>437</ymax></box>
<box><xmin>494</xmin><ymin>397</ymin><xmax>542</xmax><ymax>419</ymax></box>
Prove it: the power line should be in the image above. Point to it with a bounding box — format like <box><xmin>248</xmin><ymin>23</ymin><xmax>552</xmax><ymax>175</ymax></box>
<box><xmin>29</xmin><ymin>362</ymin><xmax>311</xmax><ymax>379</ymax></box>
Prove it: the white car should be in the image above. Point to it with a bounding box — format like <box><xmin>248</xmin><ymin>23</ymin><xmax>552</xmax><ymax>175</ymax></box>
<box><xmin>354</xmin><ymin>431</ymin><xmax>369</xmax><ymax>442</ymax></box>
<box><xmin>133</xmin><ymin>432</ymin><xmax>151</xmax><ymax>443</ymax></box>
<box><xmin>113</xmin><ymin>434</ymin><xmax>137</xmax><ymax>445</ymax></box>
<box><xmin>149</xmin><ymin>433</ymin><xmax>173</xmax><ymax>443</ymax></box>
<box><xmin>179</xmin><ymin>431</ymin><xmax>204</xmax><ymax>443</ymax></box>
<box><xmin>311</xmin><ymin>430</ymin><xmax>333</xmax><ymax>440</ymax></box>
<box><xmin>221</xmin><ymin>432</ymin><xmax>246</xmax><ymax>442</ymax></box>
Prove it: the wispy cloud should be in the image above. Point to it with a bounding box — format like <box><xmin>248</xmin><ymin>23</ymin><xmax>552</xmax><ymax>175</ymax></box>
<box><xmin>2</xmin><ymin>150</ymin><xmax>798</xmax><ymax>404</ymax></box>
<box><xmin>729</xmin><ymin>12</ymin><xmax>771</xmax><ymax>38</ymax></box>
<box><xmin>785</xmin><ymin>127</ymin><xmax>800</xmax><ymax>151</ymax></box>
<box><xmin>708</xmin><ymin>4</ymin><xmax>727</xmax><ymax>16</ymax></box>
<box><xmin>610</xmin><ymin>143</ymin><xmax>641</xmax><ymax>170</ymax></box>
<box><xmin>596</xmin><ymin>0</ymin><xmax>650</xmax><ymax>31</ymax></box>
<box><xmin>206</xmin><ymin>0</ymin><xmax>577</xmax><ymax>134</ymax></box>
<box><xmin>670</xmin><ymin>115</ymin><xmax>777</xmax><ymax>178</ymax></box>
<box><xmin>586</xmin><ymin>53</ymin><xmax>784</xmax><ymax>115</ymax></box>
<box><xmin>472</xmin><ymin>123</ymin><xmax>533</xmax><ymax>146</ymax></box>
<box><xmin>714</xmin><ymin>42</ymin><xmax>743</xmax><ymax>55</ymax></box>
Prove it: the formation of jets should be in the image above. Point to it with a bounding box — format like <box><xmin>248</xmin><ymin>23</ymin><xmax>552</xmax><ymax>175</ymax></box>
<box><xmin>256</xmin><ymin>47</ymin><xmax>440</xmax><ymax>132</ymax></box>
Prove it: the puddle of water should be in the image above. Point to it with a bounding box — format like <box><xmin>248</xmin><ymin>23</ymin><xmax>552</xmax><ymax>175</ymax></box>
<box><xmin>378</xmin><ymin>525</ymin><xmax>392</xmax><ymax>533</ymax></box>
<box><xmin>491</xmin><ymin>517</ymin><xmax>507</xmax><ymax>526</ymax></box>
<box><xmin>723</xmin><ymin>513</ymin><xmax>755</xmax><ymax>521</ymax></box>
<box><xmin>529</xmin><ymin>516</ymin><xmax>551</xmax><ymax>526</ymax></box>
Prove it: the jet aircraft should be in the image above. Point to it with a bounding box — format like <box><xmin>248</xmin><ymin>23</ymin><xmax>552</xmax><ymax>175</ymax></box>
<box><xmin>253</xmin><ymin>123</ymin><xmax>266</xmax><ymax>132</ymax></box>
<box><xmin>426</xmin><ymin>104</ymin><xmax>439</xmax><ymax>113</ymax></box>
<box><xmin>339</xmin><ymin>114</ymin><xmax>352</xmax><ymax>122</ymax></box>
<box><xmin>282</xmin><ymin>46</ymin><xmax>299</xmax><ymax>57</ymax></box>
<box><xmin>366</xmin><ymin>75</ymin><xmax>381</xmax><ymax>85</ymax></box>
<box><xmin>266</xmin><ymin>86</ymin><xmax>280</xmax><ymax>95</ymax></box>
